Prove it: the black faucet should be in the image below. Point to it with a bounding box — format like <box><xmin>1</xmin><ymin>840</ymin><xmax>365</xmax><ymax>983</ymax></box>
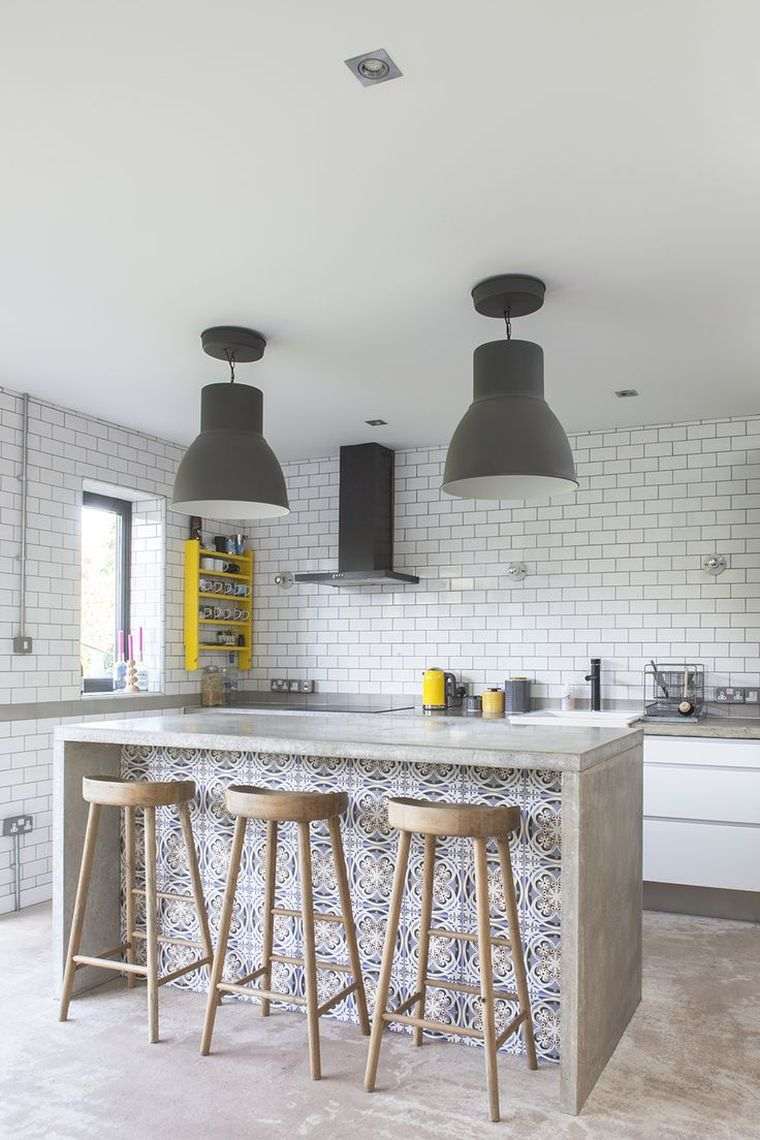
<box><xmin>585</xmin><ymin>658</ymin><xmax>601</xmax><ymax>711</ymax></box>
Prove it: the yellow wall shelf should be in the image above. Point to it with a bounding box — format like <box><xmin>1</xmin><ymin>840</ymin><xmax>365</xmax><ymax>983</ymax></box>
<box><xmin>184</xmin><ymin>539</ymin><xmax>254</xmax><ymax>671</ymax></box>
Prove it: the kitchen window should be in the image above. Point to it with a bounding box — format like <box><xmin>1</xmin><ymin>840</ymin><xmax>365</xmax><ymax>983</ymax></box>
<box><xmin>80</xmin><ymin>491</ymin><xmax>132</xmax><ymax>693</ymax></box>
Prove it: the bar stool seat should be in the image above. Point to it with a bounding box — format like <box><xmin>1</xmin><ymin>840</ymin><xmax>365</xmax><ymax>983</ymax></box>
<box><xmin>225</xmin><ymin>784</ymin><xmax>348</xmax><ymax>823</ymax></box>
<box><xmin>387</xmin><ymin>795</ymin><xmax>520</xmax><ymax>838</ymax></box>
<box><xmin>59</xmin><ymin>776</ymin><xmax>213</xmax><ymax>1044</ymax></box>
<box><xmin>365</xmin><ymin>796</ymin><xmax>538</xmax><ymax>1123</ymax></box>
<box><xmin>82</xmin><ymin>775</ymin><xmax>196</xmax><ymax>808</ymax></box>
<box><xmin>201</xmin><ymin>784</ymin><xmax>370</xmax><ymax>1079</ymax></box>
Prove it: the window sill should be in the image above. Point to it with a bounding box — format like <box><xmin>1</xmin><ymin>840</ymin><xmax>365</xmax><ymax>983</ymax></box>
<box><xmin>0</xmin><ymin>691</ymin><xmax>193</xmax><ymax>724</ymax></box>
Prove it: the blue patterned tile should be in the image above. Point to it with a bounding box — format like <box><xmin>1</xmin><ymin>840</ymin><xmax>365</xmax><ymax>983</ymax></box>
<box><xmin>121</xmin><ymin>746</ymin><xmax>562</xmax><ymax>1063</ymax></box>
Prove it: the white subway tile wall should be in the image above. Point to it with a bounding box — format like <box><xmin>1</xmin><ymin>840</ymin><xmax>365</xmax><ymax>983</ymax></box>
<box><xmin>0</xmin><ymin>385</ymin><xmax>244</xmax><ymax>911</ymax></box>
<box><xmin>0</xmin><ymin>389</ymin><xmax>195</xmax><ymax>704</ymax></box>
<box><xmin>1</xmin><ymin>381</ymin><xmax>759</xmax><ymax>913</ymax></box>
<box><xmin>248</xmin><ymin>416</ymin><xmax>760</xmax><ymax>700</ymax></box>
<box><xmin>0</xmin><ymin>708</ymin><xmax>183</xmax><ymax>913</ymax></box>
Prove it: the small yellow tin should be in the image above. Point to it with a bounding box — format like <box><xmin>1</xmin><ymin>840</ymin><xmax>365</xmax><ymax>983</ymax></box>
<box><xmin>481</xmin><ymin>688</ymin><xmax>505</xmax><ymax>718</ymax></box>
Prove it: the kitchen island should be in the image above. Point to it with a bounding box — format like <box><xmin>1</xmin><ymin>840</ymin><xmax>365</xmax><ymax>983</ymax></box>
<box><xmin>53</xmin><ymin>711</ymin><xmax>643</xmax><ymax>1115</ymax></box>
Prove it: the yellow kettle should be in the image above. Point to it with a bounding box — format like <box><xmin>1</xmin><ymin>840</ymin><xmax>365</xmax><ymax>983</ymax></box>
<box><xmin>422</xmin><ymin>668</ymin><xmax>447</xmax><ymax>711</ymax></box>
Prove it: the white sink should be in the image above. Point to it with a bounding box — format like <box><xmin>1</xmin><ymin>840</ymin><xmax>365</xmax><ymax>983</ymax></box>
<box><xmin>508</xmin><ymin>710</ymin><xmax>640</xmax><ymax>728</ymax></box>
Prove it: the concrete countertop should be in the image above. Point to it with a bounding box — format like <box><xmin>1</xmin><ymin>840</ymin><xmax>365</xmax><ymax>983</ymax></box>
<box><xmin>56</xmin><ymin>710</ymin><xmax>642</xmax><ymax>773</ymax></box>
<box><xmin>642</xmin><ymin>715</ymin><xmax>760</xmax><ymax>739</ymax></box>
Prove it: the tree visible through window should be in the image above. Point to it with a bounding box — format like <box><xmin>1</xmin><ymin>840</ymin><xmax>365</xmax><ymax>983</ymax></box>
<box><xmin>80</xmin><ymin>492</ymin><xmax>131</xmax><ymax>692</ymax></box>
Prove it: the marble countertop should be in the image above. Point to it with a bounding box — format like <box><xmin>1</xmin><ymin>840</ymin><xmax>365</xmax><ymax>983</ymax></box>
<box><xmin>56</xmin><ymin>710</ymin><xmax>641</xmax><ymax>772</ymax></box>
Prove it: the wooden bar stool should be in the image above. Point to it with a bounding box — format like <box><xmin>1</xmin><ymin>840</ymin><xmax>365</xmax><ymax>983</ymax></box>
<box><xmin>364</xmin><ymin>796</ymin><xmax>537</xmax><ymax>1123</ymax></box>
<box><xmin>59</xmin><ymin>776</ymin><xmax>213</xmax><ymax>1044</ymax></box>
<box><xmin>200</xmin><ymin>785</ymin><xmax>370</xmax><ymax>1079</ymax></box>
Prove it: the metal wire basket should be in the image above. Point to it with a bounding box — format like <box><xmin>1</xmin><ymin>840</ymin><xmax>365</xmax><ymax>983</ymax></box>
<box><xmin>644</xmin><ymin>662</ymin><xmax>704</xmax><ymax>721</ymax></box>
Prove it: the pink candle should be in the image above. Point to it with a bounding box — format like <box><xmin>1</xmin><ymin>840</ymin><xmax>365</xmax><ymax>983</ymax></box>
<box><xmin>118</xmin><ymin>630</ymin><xmax>124</xmax><ymax>661</ymax></box>
<box><xmin>139</xmin><ymin>626</ymin><xmax>144</xmax><ymax>661</ymax></box>
<box><xmin>128</xmin><ymin>633</ymin><xmax>134</xmax><ymax>662</ymax></box>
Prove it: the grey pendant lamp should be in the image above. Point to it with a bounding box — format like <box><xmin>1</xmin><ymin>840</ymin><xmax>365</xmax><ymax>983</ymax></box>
<box><xmin>442</xmin><ymin>275</ymin><xmax>577</xmax><ymax>503</ymax></box>
<box><xmin>172</xmin><ymin>326</ymin><xmax>289</xmax><ymax>520</ymax></box>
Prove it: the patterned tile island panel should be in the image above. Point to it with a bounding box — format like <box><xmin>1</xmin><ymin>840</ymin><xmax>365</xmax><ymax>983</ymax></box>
<box><xmin>121</xmin><ymin>746</ymin><xmax>562</xmax><ymax>1062</ymax></box>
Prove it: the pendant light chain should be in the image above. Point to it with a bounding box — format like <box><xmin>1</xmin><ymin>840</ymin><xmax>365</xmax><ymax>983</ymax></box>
<box><xmin>504</xmin><ymin>307</ymin><xmax>512</xmax><ymax>341</ymax></box>
<box><xmin>225</xmin><ymin>348</ymin><xmax>236</xmax><ymax>383</ymax></box>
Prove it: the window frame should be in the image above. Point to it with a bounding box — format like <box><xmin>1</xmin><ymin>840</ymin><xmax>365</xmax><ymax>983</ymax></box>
<box><xmin>81</xmin><ymin>491</ymin><xmax>132</xmax><ymax>693</ymax></box>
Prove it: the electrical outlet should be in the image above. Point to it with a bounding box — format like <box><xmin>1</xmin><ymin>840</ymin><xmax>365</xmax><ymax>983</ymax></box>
<box><xmin>299</xmin><ymin>680</ymin><xmax>315</xmax><ymax>693</ymax></box>
<box><xmin>288</xmin><ymin>679</ymin><xmax>300</xmax><ymax>693</ymax></box>
<box><xmin>2</xmin><ymin>814</ymin><xmax>34</xmax><ymax>837</ymax></box>
<box><xmin>270</xmin><ymin>678</ymin><xmax>289</xmax><ymax>692</ymax></box>
<box><xmin>13</xmin><ymin>636</ymin><xmax>33</xmax><ymax>655</ymax></box>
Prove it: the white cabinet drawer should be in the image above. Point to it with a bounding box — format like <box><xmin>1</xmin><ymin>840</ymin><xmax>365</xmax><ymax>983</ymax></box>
<box><xmin>644</xmin><ymin>735</ymin><xmax>760</xmax><ymax>769</ymax></box>
<box><xmin>644</xmin><ymin>818</ymin><xmax>760</xmax><ymax>891</ymax></box>
<box><xmin>644</xmin><ymin>764</ymin><xmax>760</xmax><ymax>825</ymax></box>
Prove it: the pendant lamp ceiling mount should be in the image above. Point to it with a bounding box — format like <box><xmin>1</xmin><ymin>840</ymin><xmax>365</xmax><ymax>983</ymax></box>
<box><xmin>201</xmin><ymin>326</ymin><xmax>266</xmax><ymax>367</ymax></box>
<box><xmin>471</xmin><ymin>274</ymin><xmax>546</xmax><ymax>320</ymax></box>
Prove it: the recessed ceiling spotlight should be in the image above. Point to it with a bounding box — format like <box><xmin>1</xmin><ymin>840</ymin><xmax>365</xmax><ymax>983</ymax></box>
<box><xmin>365</xmin><ymin>418</ymin><xmax>388</xmax><ymax>427</ymax></box>
<box><xmin>345</xmin><ymin>48</ymin><xmax>402</xmax><ymax>87</ymax></box>
<box><xmin>615</xmin><ymin>389</ymin><xmax>639</xmax><ymax>398</ymax></box>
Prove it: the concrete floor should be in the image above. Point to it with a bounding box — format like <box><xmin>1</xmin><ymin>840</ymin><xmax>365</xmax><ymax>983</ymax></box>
<box><xmin>1</xmin><ymin>905</ymin><xmax>758</xmax><ymax>1138</ymax></box>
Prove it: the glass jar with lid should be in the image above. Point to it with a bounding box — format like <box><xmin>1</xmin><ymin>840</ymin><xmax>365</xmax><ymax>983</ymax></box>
<box><xmin>201</xmin><ymin>666</ymin><xmax>224</xmax><ymax>707</ymax></box>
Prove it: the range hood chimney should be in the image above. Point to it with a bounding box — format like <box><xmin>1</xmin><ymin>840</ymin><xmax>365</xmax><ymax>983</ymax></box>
<box><xmin>295</xmin><ymin>443</ymin><xmax>419</xmax><ymax>587</ymax></box>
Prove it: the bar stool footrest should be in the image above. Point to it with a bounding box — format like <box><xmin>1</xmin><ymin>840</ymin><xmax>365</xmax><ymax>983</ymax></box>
<box><xmin>131</xmin><ymin>930</ymin><xmax>205</xmax><ymax>950</ymax></box>
<box><xmin>383</xmin><ymin>1011</ymin><xmax>482</xmax><ymax>1039</ymax></box>
<box><xmin>271</xmin><ymin>906</ymin><xmax>343</xmax><ymax>925</ymax></box>
<box><xmin>73</xmin><ymin>952</ymin><xmax>147</xmax><ymax>977</ymax></box>
<box><xmin>429</xmin><ymin>926</ymin><xmax>510</xmax><ymax>948</ymax></box>
<box><xmin>158</xmin><ymin>956</ymin><xmax>211</xmax><ymax>987</ymax></box>
<box><xmin>495</xmin><ymin>1010</ymin><xmax>526</xmax><ymax>1050</ymax></box>
<box><xmin>131</xmin><ymin>887</ymin><xmax>198</xmax><ymax>904</ymax></box>
<box><xmin>232</xmin><ymin>965</ymin><xmax>268</xmax><ymax>987</ymax></box>
<box><xmin>317</xmin><ymin>980</ymin><xmax>358</xmax><ymax>1017</ymax></box>
<box><xmin>269</xmin><ymin>952</ymin><xmax>353</xmax><ymax>973</ymax></box>
<box><xmin>217</xmin><ymin>980</ymin><xmax>307</xmax><ymax>1005</ymax></box>
<box><xmin>425</xmin><ymin>977</ymin><xmax>519</xmax><ymax>1001</ymax></box>
<box><xmin>392</xmin><ymin>989</ymin><xmax>423</xmax><ymax>1016</ymax></box>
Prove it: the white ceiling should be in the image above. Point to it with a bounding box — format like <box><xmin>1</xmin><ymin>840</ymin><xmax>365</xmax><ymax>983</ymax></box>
<box><xmin>2</xmin><ymin>1</ymin><xmax>759</xmax><ymax>460</ymax></box>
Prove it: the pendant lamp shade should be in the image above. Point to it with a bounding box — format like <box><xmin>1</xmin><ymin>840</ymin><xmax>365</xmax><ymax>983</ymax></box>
<box><xmin>173</xmin><ymin>382</ymin><xmax>289</xmax><ymax>519</ymax></box>
<box><xmin>442</xmin><ymin>340</ymin><xmax>578</xmax><ymax>503</ymax></box>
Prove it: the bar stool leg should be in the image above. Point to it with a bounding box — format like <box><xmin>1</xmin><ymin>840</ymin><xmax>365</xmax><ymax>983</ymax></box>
<box><xmin>413</xmin><ymin>834</ymin><xmax>436</xmax><ymax>1045</ymax></box>
<box><xmin>474</xmin><ymin>836</ymin><xmax>500</xmax><ymax>1123</ymax></box>
<box><xmin>201</xmin><ymin>815</ymin><xmax>247</xmax><ymax>1055</ymax></box>
<box><xmin>144</xmin><ymin>806</ymin><xmax>160</xmax><ymax>1044</ymax></box>
<box><xmin>178</xmin><ymin>802</ymin><xmax>215</xmax><ymax>998</ymax></box>
<box><xmin>327</xmin><ymin>815</ymin><xmax>370</xmax><ymax>1035</ymax></box>
<box><xmin>59</xmin><ymin>802</ymin><xmax>101</xmax><ymax>1022</ymax></box>
<box><xmin>364</xmin><ymin>828</ymin><xmax>412</xmax><ymax>1092</ymax></box>
<box><xmin>497</xmin><ymin>835</ymin><xmax>538</xmax><ymax>1070</ymax></box>
<box><xmin>297</xmin><ymin>821</ymin><xmax>321</xmax><ymax>1080</ymax></box>
<box><xmin>260</xmin><ymin>820</ymin><xmax>278</xmax><ymax>1017</ymax></box>
<box><xmin>124</xmin><ymin>806</ymin><xmax>136</xmax><ymax>989</ymax></box>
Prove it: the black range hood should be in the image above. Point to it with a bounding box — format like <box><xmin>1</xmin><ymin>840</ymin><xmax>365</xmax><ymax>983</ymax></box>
<box><xmin>295</xmin><ymin>443</ymin><xmax>419</xmax><ymax>587</ymax></box>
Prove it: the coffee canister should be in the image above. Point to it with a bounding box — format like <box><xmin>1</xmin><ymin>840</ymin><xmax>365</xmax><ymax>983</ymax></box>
<box><xmin>463</xmin><ymin>694</ymin><xmax>482</xmax><ymax>716</ymax></box>
<box><xmin>481</xmin><ymin>688</ymin><xmax>505</xmax><ymax>718</ymax></box>
<box><xmin>505</xmin><ymin>677</ymin><xmax>531</xmax><ymax>713</ymax></box>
